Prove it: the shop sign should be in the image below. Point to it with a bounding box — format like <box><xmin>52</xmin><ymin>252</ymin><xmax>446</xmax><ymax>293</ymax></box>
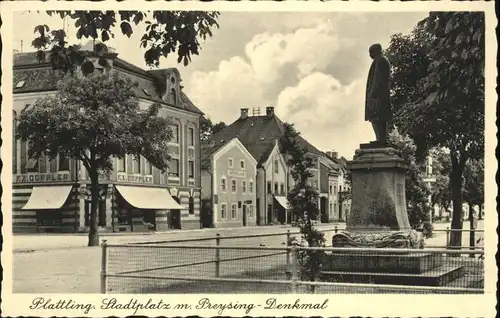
<box><xmin>117</xmin><ymin>173</ymin><xmax>154</xmax><ymax>184</ymax></box>
<box><xmin>228</xmin><ymin>169</ymin><xmax>246</xmax><ymax>178</ymax></box>
<box><xmin>15</xmin><ymin>172</ymin><xmax>70</xmax><ymax>183</ymax></box>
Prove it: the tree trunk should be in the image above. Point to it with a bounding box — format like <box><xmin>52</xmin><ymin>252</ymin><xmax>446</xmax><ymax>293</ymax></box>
<box><xmin>449</xmin><ymin>154</ymin><xmax>465</xmax><ymax>249</ymax></box>
<box><xmin>468</xmin><ymin>204</ymin><xmax>475</xmax><ymax>251</ymax></box>
<box><xmin>88</xmin><ymin>167</ymin><xmax>100</xmax><ymax>247</ymax></box>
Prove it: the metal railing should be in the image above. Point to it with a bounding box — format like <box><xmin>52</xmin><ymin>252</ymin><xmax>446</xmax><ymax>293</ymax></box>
<box><xmin>432</xmin><ymin>228</ymin><xmax>485</xmax><ymax>250</ymax></box>
<box><xmin>101</xmin><ymin>242</ymin><xmax>484</xmax><ymax>294</ymax></box>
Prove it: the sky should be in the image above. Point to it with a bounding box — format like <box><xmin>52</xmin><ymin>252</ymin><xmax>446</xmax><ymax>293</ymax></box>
<box><xmin>13</xmin><ymin>11</ymin><xmax>428</xmax><ymax>159</ymax></box>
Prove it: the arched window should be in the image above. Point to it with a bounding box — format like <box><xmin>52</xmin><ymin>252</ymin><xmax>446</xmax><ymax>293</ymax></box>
<box><xmin>170</xmin><ymin>88</ymin><xmax>177</xmax><ymax>104</ymax></box>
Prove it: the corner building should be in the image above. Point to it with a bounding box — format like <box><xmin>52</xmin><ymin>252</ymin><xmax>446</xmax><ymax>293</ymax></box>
<box><xmin>12</xmin><ymin>46</ymin><xmax>202</xmax><ymax>233</ymax></box>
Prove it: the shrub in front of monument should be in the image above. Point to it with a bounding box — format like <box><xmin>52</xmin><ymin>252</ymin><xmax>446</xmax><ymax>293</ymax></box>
<box><xmin>279</xmin><ymin>123</ymin><xmax>326</xmax><ymax>293</ymax></box>
<box><xmin>388</xmin><ymin>129</ymin><xmax>434</xmax><ymax>238</ymax></box>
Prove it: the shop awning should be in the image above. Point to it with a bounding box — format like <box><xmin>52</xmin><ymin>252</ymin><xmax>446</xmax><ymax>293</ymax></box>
<box><xmin>274</xmin><ymin>196</ymin><xmax>291</xmax><ymax>210</ymax></box>
<box><xmin>22</xmin><ymin>185</ymin><xmax>73</xmax><ymax>210</ymax></box>
<box><xmin>115</xmin><ymin>185</ymin><xmax>186</xmax><ymax>210</ymax></box>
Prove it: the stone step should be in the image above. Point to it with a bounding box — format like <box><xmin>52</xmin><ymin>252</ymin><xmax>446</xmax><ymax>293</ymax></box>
<box><xmin>446</xmin><ymin>274</ymin><xmax>484</xmax><ymax>290</ymax></box>
<box><xmin>320</xmin><ymin>264</ymin><xmax>465</xmax><ymax>287</ymax></box>
<box><xmin>323</xmin><ymin>252</ymin><xmax>443</xmax><ymax>274</ymax></box>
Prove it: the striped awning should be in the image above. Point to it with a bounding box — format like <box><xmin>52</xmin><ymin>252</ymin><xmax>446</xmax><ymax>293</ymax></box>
<box><xmin>115</xmin><ymin>185</ymin><xmax>186</xmax><ymax>210</ymax></box>
<box><xmin>22</xmin><ymin>186</ymin><xmax>73</xmax><ymax>210</ymax></box>
<box><xmin>274</xmin><ymin>196</ymin><xmax>291</xmax><ymax>210</ymax></box>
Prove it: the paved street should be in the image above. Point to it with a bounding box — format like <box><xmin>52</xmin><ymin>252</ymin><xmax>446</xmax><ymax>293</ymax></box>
<box><xmin>12</xmin><ymin>220</ymin><xmax>484</xmax><ymax>294</ymax></box>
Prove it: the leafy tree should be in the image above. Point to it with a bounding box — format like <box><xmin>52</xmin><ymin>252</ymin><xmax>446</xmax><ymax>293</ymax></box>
<box><xmin>429</xmin><ymin>148</ymin><xmax>452</xmax><ymax>220</ymax></box>
<box><xmin>387</xmin><ymin>12</ymin><xmax>484</xmax><ymax>247</ymax></box>
<box><xmin>463</xmin><ymin>158</ymin><xmax>484</xmax><ymax>221</ymax></box>
<box><xmin>279</xmin><ymin>123</ymin><xmax>325</xmax><ymax>293</ymax></box>
<box><xmin>199</xmin><ymin>116</ymin><xmax>227</xmax><ymax>145</ymax></box>
<box><xmin>211</xmin><ymin>121</ymin><xmax>227</xmax><ymax>135</ymax></box>
<box><xmin>16</xmin><ymin>72</ymin><xmax>172</xmax><ymax>246</ymax></box>
<box><xmin>388</xmin><ymin>129</ymin><xmax>433</xmax><ymax>237</ymax></box>
<box><xmin>199</xmin><ymin>115</ymin><xmax>213</xmax><ymax>145</ymax></box>
<box><xmin>31</xmin><ymin>10</ymin><xmax>220</xmax><ymax>70</ymax></box>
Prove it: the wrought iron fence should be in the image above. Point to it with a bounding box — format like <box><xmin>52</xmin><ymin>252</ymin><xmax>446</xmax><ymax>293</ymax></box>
<box><xmin>101</xmin><ymin>242</ymin><xmax>484</xmax><ymax>294</ymax></box>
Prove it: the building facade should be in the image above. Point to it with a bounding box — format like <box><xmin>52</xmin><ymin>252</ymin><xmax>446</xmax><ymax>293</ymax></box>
<box><xmin>201</xmin><ymin>138</ymin><xmax>257</xmax><ymax>228</ymax></box>
<box><xmin>256</xmin><ymin>141</ymin><xmax>289</xmax><ymax>225</ymax></box>
<box><xmin>12</xmin><ymin>46</ymin><xmax>203</xmax><ymax>233</ymax></box>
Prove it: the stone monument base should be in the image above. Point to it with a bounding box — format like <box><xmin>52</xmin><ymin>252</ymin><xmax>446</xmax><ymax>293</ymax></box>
<box><xmin>331</xmin><ymin>230</ymin><xmax>425</xmax><ymax>249</ymax></box>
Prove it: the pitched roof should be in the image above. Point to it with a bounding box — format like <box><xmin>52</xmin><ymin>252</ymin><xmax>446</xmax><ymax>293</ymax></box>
<box><xmin>210</xmin><ymin>113</ymin><xmax>324</xmax><ymax>165</ymax></box>
<box><xmin>13</xmin><ymin>52</ymin><xmax>203</xmax><ymax>115</ymax></box>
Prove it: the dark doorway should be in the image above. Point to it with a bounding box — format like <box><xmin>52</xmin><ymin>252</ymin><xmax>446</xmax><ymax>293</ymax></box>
<box><xmin>242</xmin><ymin>205</ymin><xmax>247</xmax><ymax>226</ymax></box>
<box><xmin>320</xmin><ymin>197</ymin><xmax>329</xmax><ymax>223</ymax></box>
<box><xmin>170</xmin><ymin>196</ymin><xmax>182</xmax><ymax>229</ymax></box>
<box><xmin>267</xmin><ymin>204</ymin><xmax>273</xmax><ymax>225</ymax></box>
<box><xmin>256</xmin><ymin>198</ymin><xmax>261</xmax><ymax>225</ymax></box>
<box><xmin>200</xmin><ymin>199</ymin><xmax>213</xmax><ymax>228</ymax></box>
<box><xmin>143</xmin><ymin>210</ymin><xmax>156</xmax><ymax>231</ymax></box>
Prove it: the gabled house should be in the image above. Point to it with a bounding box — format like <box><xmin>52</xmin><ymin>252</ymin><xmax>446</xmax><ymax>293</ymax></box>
<box><xmin>200</xmin><ymin>138</ymin><xmax>257</xmax><ymax>228</ymax></box>
<box><xmin>12</xmin><ymin>42</ymin><xmax>203</xmax><ymax>233</ymax></box>
<box><xmin>209</xmin><ymin>107</ymin><xmax>330</xmax><ymax>225</ymax></box>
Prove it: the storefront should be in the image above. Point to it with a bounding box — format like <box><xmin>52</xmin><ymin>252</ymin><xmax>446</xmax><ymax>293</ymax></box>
<box><xmin>21</xmin><ymin>185</ymin><xmax>77</xmax><ymax>233</ymax></box>
<box><xmin>113</xmin><ymin>185</ymin><xmax>187</xmax><ymax>232</ymax></box>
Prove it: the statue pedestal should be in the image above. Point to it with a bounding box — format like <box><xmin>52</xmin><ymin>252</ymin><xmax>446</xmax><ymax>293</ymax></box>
<box><xmin>332</xmin><ymin>144</ymin><xmax>423</xmax><ymax>248</ymax></box>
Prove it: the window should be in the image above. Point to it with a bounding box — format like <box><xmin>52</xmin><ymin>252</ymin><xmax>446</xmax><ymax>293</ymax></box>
<box><xmin>188</xmin><ymin>127</ymin><xmax>195</xmax><ymax>146</ymax></box>
<box><xmin>12</xmin><ymin>113</ymin><xmax>17</xmax><ymax>174</ymax></box>
<box><xmin>145</xmin><ymin>160</ymin><xmax>153</xmax><ymax>174</ymax></box>
<box><xmin>189</xmin><ymin>197</ymin><xmax>194</xmax><ymax>215</ymax></box>
<box><xmin>188</xmin><ymin>161</ymin><xmax>194</xmax><ymax>178</ymax></box>
<box><xmin>231</xmin><ymin>204</ymin><xmax>237</xmax><ymax>219</ymax></box>
<box><xmin>170</xmin><ymin>124</ymin><xmax>179</xmax><ymax>143</ymax></box>
<box><xmin>267</xmin><ymin>181</ymin><xmax>272</xmax><ymax>193</ymax></box>
<box><xmin>49</xmin><ymin>158</ymin><xmax>57</xmax><ymax>173</ymax></box>
<box><xmin>220</xmin><ymin>204</ymin><xmax>227</xmax><ymax>219</ymax></box>
<box><xmin>329</xmin><ymin>185</ymin><xmax>333</xmax><ymax>194</ymax></box>
<box><xmin>274</xmin><ymin>182</ymin><xmax>279</xmax><ymax>194</ymax></box>
<box><xmin>170</xmin><ymin>88</ymin><xmax>177</xmax><ymax>104</ymax></box>
<box><xmin>133</xmin><ymin>156</ymin><xmax>141</xmax><ymax>174</ymax></box>
<box><xmin>228</xmin><ymin>158</ymin><xmax>234</xmax><ymax>168</ymax></box>
<box><xmin>242</xmin><ymin>180</ymin><xmax>247</xmax><ymax>193</ymax></box>
<box><xmin>240</xmin><ymin>160</ymin><xmax>245</xmax><ymax>169</ymax></box>
<box><xmin>280</xmin><ymin>183</ymin><xmax>285</xmax><ymax>194</ymax></box>
<box><xmin>334</xmin><ymin>185</ymin><xmax>337</xmax><ymax>196</ymax></box>
<box><xmin>26</xmin><ymin>157</ymin><xmax>39</xmax><ymax>173</ymax></box>
<box><xmin>249</xmin><ymin>181</ymin><xmax>254</xmax><ymax>193</ymax></box>
<box><xmin>117</xmin><ymin>157</ymin><xmax>126</xmax><ymax>172</ymax></box>
<box><xmin>330</xmin><ymin>203</ymin><xmax>333</xmax><ymax>214</ymax></box>
<box><xmin>169</xmin><ymin>158</ymin><xmax>179</xmax><ymax>177</ymax></box>
<box><xmin>231</xmin><ymin>179</ymin><xmax>237</xmax><ymax>193</ymax></box>
<box><xmin>274</xmin><ymin>160</ymin><xmax>279</xmax><ymax>174</ymax></box>
<box><xmin>221</xmin><ymin>178</ymin><xmax>227</xmax><ymax>192</ymax></box>
<box><xmin>58</xmin><ymin>153</ymin><xmax>70</xmax><ymax>171</ymax></box>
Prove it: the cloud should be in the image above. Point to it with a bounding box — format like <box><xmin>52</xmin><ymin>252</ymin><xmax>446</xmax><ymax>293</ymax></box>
<box><xmin>276</xmin><ymin>73</ymin><xmax>374</xmax><ymax>157</ymax></box>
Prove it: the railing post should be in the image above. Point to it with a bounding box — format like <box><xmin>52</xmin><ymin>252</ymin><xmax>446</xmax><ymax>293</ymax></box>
<box><xmin>215</xmin><ymin>233</ymin><xmax>220</xmax><ymax>278</ymax></box>
<box><xmin>291</xmin><ymin>245</ymin><xmax>298</xmax><ymax>293</ymax></box>
<box><xmin>100</xmin><ymin>240</ymin><xmax>108</xmax><ymax>294</ymax></box>
<box><xmin>445</xmin><ymin>227</ymin><xmax>450</xmax><ymax>249</ymax></box>
<box><xmin>286</xmin><ymin>230</ymin><xmax>291</xmax><ymax>280</ymax></box>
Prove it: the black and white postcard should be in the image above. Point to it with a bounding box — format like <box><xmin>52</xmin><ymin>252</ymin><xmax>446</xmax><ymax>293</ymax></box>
<box><xmin>0</xmin><ymin>0</ymin><xmax>496</xmax><ymax>317</ymax></box>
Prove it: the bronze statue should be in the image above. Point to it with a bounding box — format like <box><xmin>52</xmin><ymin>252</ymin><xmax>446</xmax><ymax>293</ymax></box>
<box><xmin>365</xmin><ymin>43</ymin><xmax>392</xmax><ymax>144</ymax></box>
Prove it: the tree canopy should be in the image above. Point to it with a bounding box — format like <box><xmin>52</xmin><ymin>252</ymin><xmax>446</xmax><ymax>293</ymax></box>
<box><xmin>386</xmin><ymin>12</ymin><xmax>484</xmax><ymax>246</ymax></box>
<box><xmin>32</xmin><ymin>10</ymin><xmax>220</xmax><ymax>71</ymax></box>
<box><xmin>388</xmin><ymin>129</ymin><xmax>432</xmax><ymax>237</ymax></box>
<box><xmin>16</xmin><ymin>72</ymin><xmax>173</xmax><ymax>245</ymax></box>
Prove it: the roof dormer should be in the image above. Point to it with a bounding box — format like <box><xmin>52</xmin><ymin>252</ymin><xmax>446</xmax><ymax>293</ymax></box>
<box><xmin>161</xmin><ymin>69</ymin><xmax>182</xmax><ymax>106</ymax></box>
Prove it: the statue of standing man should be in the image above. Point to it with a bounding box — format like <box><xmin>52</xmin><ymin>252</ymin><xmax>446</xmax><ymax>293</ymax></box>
<box><xmin>365</xmin><ymin>43</ymin><xmax>392</xmax><ymax>145</ymax></box>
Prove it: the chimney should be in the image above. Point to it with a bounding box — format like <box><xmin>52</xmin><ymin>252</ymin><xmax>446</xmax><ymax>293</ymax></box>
<box><xmin>266</xmin><ymin>106</ymin><xmax>275</xmax><ymax>117</ymax></box>
<box><xmin>331</xmin><ymin>151</ymin><xmax>338</xmax><ymax>159</ymax></box>
<box><xmin>326</xmin><ymin>151</ymin><xmax>332</xmax><ymax>158</ymax></box>
<box><xmin>240</xmin><ymin>108</ymin><xmax>249</xmax><ymax>119</ymax></box>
